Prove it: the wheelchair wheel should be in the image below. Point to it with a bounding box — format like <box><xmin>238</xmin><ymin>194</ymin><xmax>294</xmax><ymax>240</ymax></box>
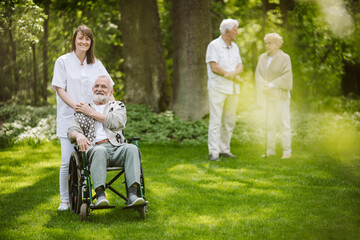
<box><xmin>68</xmin><ymin>152</ymin><xmax>82</xmax><ymax>214</ymax></box>
<box><xmin>139</xmin><ymin>161</ymin><xmax>146</xmax><ymax>197</ymax></box>
<box><xmin>80</xmin><ymin>203</ymin><xmax>89</xmax><ymax>221</ymax></box>
<box><xmin>139</xmin><ymin>206</ymin><xmax>146</xmax><ymax>219</ymax></box>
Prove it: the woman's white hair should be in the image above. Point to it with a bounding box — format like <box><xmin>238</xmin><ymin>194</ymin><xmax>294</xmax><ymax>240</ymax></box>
<box><xmin>264</xmin><ymin>33</ymin><xmax>283</xmax><ymax>47</ymax></box>
<box><xmin>219</xmin><ymin>19</ymin><xmax>239</xmax><ymax>35</ymax></box>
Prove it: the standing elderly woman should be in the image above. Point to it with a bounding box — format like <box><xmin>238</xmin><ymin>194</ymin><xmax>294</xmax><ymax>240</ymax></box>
<box><xmin>255</xmin><ymin>33</ymin><xmax>293</xmax><ymax>159</ymax></box>
<box><xmin>51</xmin><ymin>25</ymin><xmax>114</xmax><ymax>211</ymax></box>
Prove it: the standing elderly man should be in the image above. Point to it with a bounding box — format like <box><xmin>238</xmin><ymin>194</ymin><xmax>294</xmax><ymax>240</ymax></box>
<box><xmin>67</xmin><ymin>75</ymin><xmax>145</xmax><ymax>206</ymax></box>
<box><xmin>255</xmin><ymin>33</ymin><xmax>293</xmax><ymax>159</ymax></box>
<box><xmin>206</xmin><ymin>18</ymin><xmax>243</xmax><ymax>161</ymax></box>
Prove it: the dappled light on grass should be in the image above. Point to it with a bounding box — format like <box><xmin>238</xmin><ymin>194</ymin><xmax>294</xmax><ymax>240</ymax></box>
<box><xmin>167</xmin><ymin>213</ymin><xmax>220</xmax><ymax>228</ymax></box>
<box><xmin>168</xmin><ymin>164</ymin><xmax>222</xmax><ymax>183</ymax></box>
<box><xmin>0</xmin><ymin>144</ymin><xmax>59</xmax><ymax>195</ymax></box>
<box><xmin>199</xmin><ymin>181</ymin><xmax>246</xmax><ymax>191</ymax></box>
<box><xmin>149</xmin><ymin>182</ymin><xmax>177</xmax><ymax>197</ymax></box>
<box><xmin>247</xmin><ymin>188</ymin><xmax>286</xmax><ymax>199</ymax></box>
<box><xmin>1</xmin><ymin>142</ymin><xmax>359</xmax><ymax>239</ymax></box>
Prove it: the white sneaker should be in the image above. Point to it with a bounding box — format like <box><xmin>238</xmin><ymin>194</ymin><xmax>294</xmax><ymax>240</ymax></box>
<box><xmin>58</xmin><ymin>203</ymin><xmax>69</xmax><ymax>211</ymax></box>
<box><xmin>96</xmin><ymin>195</ymin><xmax>109</xmax><ymax>206</ymax></box>
<box><xmin>128</xmin><ymin>196</ymin><xmax>145</xmax><ymax>206</ymax></box>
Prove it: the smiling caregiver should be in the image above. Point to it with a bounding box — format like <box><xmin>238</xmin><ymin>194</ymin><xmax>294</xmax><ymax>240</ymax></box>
<box><xmin>51</xmin><ymin>25</ymin><xmax>114</xmax><ymax>211</ymax></box>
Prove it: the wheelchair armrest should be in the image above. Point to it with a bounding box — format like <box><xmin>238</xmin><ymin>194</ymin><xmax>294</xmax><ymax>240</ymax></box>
<box><xmin>127</xmin><ymin>137</ymin><xmax>141</xmax><ymax>143</ymax></box>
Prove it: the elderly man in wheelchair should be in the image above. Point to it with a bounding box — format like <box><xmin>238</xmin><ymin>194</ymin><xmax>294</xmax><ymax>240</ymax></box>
<box><xmin>67</xmin><ymin>75</ymin><xmax>146</xmax><ymax>220</ymax></box>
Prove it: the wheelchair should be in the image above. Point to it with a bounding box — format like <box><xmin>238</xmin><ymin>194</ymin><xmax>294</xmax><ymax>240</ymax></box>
<box><xmin>68</xmin><ymin>137</ymin><xmax>147</xmax><ymax>221</ymax></box>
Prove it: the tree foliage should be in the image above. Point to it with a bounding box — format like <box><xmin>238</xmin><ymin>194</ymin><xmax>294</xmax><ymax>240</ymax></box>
<box><xmin>0</xmin><ymin>0</ymin><xmax>359</xmax><ymax>113</ymax></box>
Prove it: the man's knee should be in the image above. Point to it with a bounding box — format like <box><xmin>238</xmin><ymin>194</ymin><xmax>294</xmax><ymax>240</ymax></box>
<box><xmin>89</xmin><ymin>145</ymin><xmax>108</xmax><ymax>162</ymax></box>
<box><xmin>125</xmin><ymin>144</ymin><xmax>139</xmax><ymax>156</ymax></box>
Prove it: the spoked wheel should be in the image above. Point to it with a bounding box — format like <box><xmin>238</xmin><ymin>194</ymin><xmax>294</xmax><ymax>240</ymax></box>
<box><xmin>139</xmin><ymin>160</ymin><xmax>147</xmax><ymax>220</ymax></box>
<box><xmin>80</xmin><ymin>203</ymin><xmax>89</xmax><ymax>221</ymax></box>
<box><xmin>139</xmin><ymin>162</ymin><xmax>146</xmax><ymax>197</ymax></box>
<box><xmin>68</xmin><ymin>152</ymin><xmax>82</xmax><ymax>214</ymax></box>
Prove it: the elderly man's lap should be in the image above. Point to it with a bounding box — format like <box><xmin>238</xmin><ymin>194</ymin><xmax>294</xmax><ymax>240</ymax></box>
<box><xmin>88</xmin><ymin>143</ymin><xmax>141</xmax><ymax>186</ymax></box>
<box><xmin>108</xmin><ymin>143</ymin><xmax>140</xmax><ymax>166</ymax></box>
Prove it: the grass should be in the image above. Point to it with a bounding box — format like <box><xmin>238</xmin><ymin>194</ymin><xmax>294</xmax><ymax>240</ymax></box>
<box><xmin>0</xmin><ymin>141</ymin><xmax>359</xmax><ymax>240</ymax></box>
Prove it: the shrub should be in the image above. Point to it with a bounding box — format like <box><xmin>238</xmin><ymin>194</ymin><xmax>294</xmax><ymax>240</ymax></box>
<box><xmin>1</xmin><ymin>101</ymin><xmax>359</xmax><ymax>149</ymax></box>
<box><xmin>125</xmin><ymin>104</ymin><xmax>208</xmax><ymax>144</ymax></box>
<box><xmin>0</xmin><ymin>104</ymin><xmax>57</xmax><ymax>147</ymax></box>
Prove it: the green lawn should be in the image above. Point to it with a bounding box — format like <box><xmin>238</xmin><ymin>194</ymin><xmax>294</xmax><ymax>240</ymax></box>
<box><xmin>1</xmin><ymin>142</ymin><xmax>359</xmax><ymax>239</ymax></box>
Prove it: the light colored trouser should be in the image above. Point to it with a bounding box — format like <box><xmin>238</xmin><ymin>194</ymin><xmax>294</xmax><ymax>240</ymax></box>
<box><xmin>266</xmin><ymin>97</ymin><xmax>291</xmax><ymax>155</ymax></box>
<box><xmin>60</xmin><ymin>137</ymin><xmax>74</xmax><ymax>203</ymax></box>
<box><xmin>87</xmin><ymin>143</ymin><xmax>141</xmax><ymax>190</ymax></box>
<box><xmin>208</xmin><ymin>88</ymin><xmax>238</xmax><ymax>156</ymax></box>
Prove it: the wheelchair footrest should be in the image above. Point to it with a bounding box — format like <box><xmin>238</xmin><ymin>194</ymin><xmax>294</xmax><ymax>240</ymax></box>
<box><xmin>90</xmin><ymin>205</ymin><xmax>116</xmax><ymax>210</ymax></box>
<box><xmin>122</xmin><ymin>202</ymin><xmax>147</xmax><ymax>210</ymax></box>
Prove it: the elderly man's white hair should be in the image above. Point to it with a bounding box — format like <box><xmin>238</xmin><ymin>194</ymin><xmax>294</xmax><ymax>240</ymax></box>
<box><xmin>96</xmin><ymin>75</ymin><xmax>114</xmax><ymax>88</ymax></box>
<box><xmin>219</xmin><ymin>19</ymin><xmax>239</xmax><ymax>35</ymax></box>
<box><xmin>264</xmin><ymin>33</ymin><xmax>284</xmax><ymax>48</ymax></box>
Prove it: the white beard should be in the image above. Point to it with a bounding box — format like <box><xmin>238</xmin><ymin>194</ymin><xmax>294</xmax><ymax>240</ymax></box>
<box><xmin>94</xmin><ymin>92</ymin><xmax>110</xmax><ymax>104</ymax></box>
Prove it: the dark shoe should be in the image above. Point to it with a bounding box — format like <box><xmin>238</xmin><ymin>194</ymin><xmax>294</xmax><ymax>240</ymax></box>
<box><xmin>96</xmin><ymin>189</ymin><xmax>109</xmax><ymax>206</ymax></box>
<box><xmin>128</xmin><ymin>185</ymin><xmax>145</xmax><ymax>206</ymax></box>
<box><xmin>220</xmin><ymin>152</ymin><xmax>237</xmax><ymax>158</ymax></box>
<box><xmin>209</xmin><ymin>154</ymin><xmax>220</xmax><ymax>161</ymax></box>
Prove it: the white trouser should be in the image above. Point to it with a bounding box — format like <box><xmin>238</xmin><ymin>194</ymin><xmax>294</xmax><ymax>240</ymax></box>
<box><xmin>208</xmin><ymin>88</ymin><xmax>238</xmax><ymax>156</ymax></box>
<box><xmin>266</xmin><ymin>97</ymin><xmax>291</xmax><ymax>155</ymax></box>
<box><xmin>59</xmin><ymin>137</ymin><xmax>74</xmax><ymax>203</ymax></box>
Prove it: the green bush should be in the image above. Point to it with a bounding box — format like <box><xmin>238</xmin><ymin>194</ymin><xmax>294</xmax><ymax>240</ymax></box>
<box><xmin>125</xmin><ymin>104</ymin><xmax>208</xmax><ymax>144</ymax></box>
<box><xmin>308</xmin><ymin>96</ymin><xmax>360</xmax><ymax>113</ymax></box>
<box><xmin>0</xmin><ymin>104</ymin><xmax>57</xmax><ymax>147</ymax></box>
<box><xmin>1</xmin><ymin>101</ymin><xmax>360</xmax><ymax>149</ymax></box>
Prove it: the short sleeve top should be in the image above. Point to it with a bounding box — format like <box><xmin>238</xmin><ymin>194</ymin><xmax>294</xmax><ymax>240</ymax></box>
<box><xmin>51</xmin><ymin>51</ymin><xmax>114</xmax><ymax>137</ymax></box>
<box><xmin>205</xmin><ymin>36</ymin><xmax>242</xmax><ymax>94</ymax></box>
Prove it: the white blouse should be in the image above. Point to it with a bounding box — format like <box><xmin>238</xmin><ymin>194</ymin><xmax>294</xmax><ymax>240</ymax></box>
<box><xmin>51</xmin><ymin>51</ymin><xmax>114</xmax><ymax>137</ymax></box>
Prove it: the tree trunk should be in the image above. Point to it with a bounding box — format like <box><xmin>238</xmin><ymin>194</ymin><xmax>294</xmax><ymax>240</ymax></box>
<box><xmin>279</xmin><ymin>0</ymin><xmax>295</xmax><ymax>26</ymax></box>
<box><xmin>342</xmin><ymin>60</ymin><xmax>360</xmax><ymax>96</ymax></box>
<box><xmin>31</xmin><ymin>42</ymin><xmax>38</xmax><ymax>106</ymax></box>
<box><xmin>8</xmin><ymin>18</ymin><xmax>20</xmax><ymax>94</ymax></box>
<box><xmin>119</xmin><ymin>0</ymin><xmax>167</xmax><ymax>112</ymax></box>
<box><xmin>171</xmin><ymin>0</ymin><xmax>212</xmax><ymax>120</ymax></box>
<box><xmin>42</xmin><ymin>1</ymin><xmax>50</xmax><ymax>104</ymax></box>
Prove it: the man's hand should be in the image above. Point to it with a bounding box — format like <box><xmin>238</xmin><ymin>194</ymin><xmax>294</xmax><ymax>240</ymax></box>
<box><xmin>224</xmin><ymin>71</ymin><xmax>236</xmax><ymax>80</ymax></box>
<box><xmin>233</xmin><ymin>75</ymin><xmax>243</xmax><ymax>84</ymax></box>
<box><xmin>75</xmin><ymin>103</ymin><xmax>94</xmax><ymax>117</ymax></box>
<box><xmin>76</xmin><ymin>133</ymin><xmax>91</xmax><ymax>152</ymax></box>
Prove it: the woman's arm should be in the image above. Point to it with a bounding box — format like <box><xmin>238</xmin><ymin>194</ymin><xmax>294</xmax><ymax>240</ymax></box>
<box><xmin>56</xmin><ymin>87</ymin><xmax>76</xmax><ymax>109</ymax></box>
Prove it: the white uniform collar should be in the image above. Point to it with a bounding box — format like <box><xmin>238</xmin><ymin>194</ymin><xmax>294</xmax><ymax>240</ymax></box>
<box><xmin>70</xmin><ymin>51</ymin><xmax>88</xmax><ymax>65</ymax></box>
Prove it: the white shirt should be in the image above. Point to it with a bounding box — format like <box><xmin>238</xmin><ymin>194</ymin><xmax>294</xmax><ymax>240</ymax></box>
<box><xmin>205</xmin><ymin>36</ymin><xmax>242</xmax><ymax>94</ymax></box>
<box><xmin>51</xmin><ymin>51</ymin><xmax>114</xmax><ymax>137</ymax></box>
<box><xmin>266</xmin><ymin>56</ymin><xmax>273</xmax><ymax>69</ymax></box>
<box><xmin>92</xmin><ymin>104</ymin><xmax>108</xmax><ymax>143</ymax></box>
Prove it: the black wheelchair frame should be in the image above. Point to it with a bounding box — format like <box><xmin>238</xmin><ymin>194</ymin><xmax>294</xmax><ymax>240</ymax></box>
<box><xmin>68</xmin><ymin>137</ymin><xmax>147</xmax><ymax>221</ymax></box>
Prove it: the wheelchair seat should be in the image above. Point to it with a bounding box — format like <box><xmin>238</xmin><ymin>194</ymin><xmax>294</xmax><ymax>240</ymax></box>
<box><xmin>106</xmin><ymin>166</ymin><xmax>124</xmax><ymax>171</ymax></box>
